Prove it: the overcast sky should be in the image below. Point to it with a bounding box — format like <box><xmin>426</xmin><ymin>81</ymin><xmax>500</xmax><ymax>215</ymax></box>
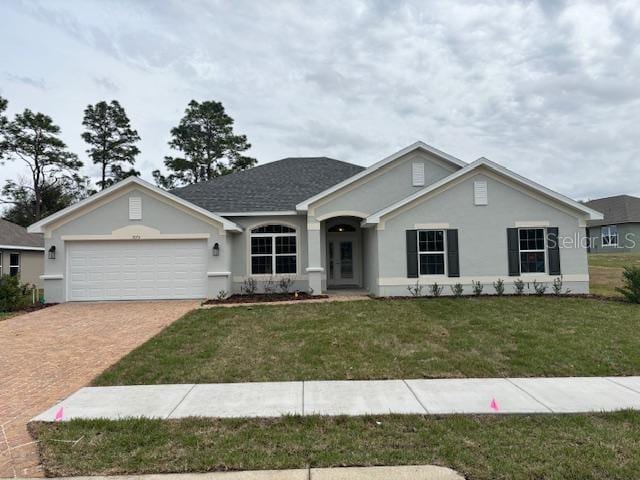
<box><xmin>1</xmin><ymin>0</ymin><xmax>639</xmax><ymax>201</ymax></box>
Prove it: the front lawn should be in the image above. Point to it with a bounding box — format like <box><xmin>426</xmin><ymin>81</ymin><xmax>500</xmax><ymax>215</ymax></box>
<box><xmin>589</xmin><ymin>252</ymin><xmax>640</xmax><ymax>297</ymax></box>
<box><xmin>32</xmin><ymin>412</ymin><xmax>640</xmax><ymax>479</ymax></box>
<box><xmin>94</xmin><ymin>297</ymin><xmax>640</xmax><ymax>385</ymax></box>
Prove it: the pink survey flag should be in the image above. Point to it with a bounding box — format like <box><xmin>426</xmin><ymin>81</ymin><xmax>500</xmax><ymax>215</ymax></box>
<box><xmin>54</xmin><ymin>406</ymin><xmax>64</xmax><ymax>421</ymax></box>
<box><xmin>490</xmin><ymin>398</ymin><xmax>499</xmax><ymax>411</ymax></box>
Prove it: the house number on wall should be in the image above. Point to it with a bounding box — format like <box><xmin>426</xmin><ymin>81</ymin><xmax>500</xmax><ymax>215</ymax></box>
<box><xmin>131</xmin><ymin>234</ymin><xmax>141</xmax><ymax>240</ymax></box>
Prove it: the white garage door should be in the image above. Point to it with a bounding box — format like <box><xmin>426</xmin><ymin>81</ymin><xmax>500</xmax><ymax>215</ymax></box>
<box><xmin>67</xmin><ymin>240</ymin><xmax>208</xmax><ymax>301</ymax></box>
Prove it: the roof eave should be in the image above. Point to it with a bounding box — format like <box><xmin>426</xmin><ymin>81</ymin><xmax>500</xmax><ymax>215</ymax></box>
<box><xmin>28</xmin><ymin>176</ymin><xmax>243</xmax><ymax>234</ymax></box>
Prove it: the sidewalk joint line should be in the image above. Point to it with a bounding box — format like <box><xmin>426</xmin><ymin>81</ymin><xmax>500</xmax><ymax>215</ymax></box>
<box><xmin>604</xmin><ymin>377</ymin><xmax>640</xmax><ymax>395</ymax></box>
<box><xmin>165</xmin><ymin>384</ymin><xmax>196</xmax><ymax>419</ymax></box>
<box><xmin>403</xmin><ymin>380</ymin><xmax>429</xmax><ymax>414</ymax></box>
<box><xmin>505</xmin><ymin>378</ymin><xmax>554</xmax><ymax>413</ymax></box>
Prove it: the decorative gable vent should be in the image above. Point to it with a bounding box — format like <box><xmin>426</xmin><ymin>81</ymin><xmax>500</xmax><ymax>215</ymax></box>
<box><xmin>474</xmin><ymin>181</ymin><xmax>488</xmax><ymax>205</ymax></box>
<box><xmin>412</xmin><ymin>162</ymin><xmax>425</xmax><ymax>187</ymax></box>
<box><xmin>129</xmin><ymin>197</ymin><xmax>142</xmax><ymax>220</ymax></box>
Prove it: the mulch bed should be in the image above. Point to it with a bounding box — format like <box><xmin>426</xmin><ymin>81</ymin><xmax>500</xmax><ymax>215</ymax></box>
<box><xmin>204</xmin><ymin>292</ymin><xmax>329</xmax><ymax>305</ymax></box>
<box><xmin>0</xmin><ymin>302</ymin><xmax>57</xmax><ymax>319</ymax></box>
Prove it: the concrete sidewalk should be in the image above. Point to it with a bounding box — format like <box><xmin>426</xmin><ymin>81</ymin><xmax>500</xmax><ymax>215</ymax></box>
<box><xmin>14</xmin><ymin>465</ymin><xmax>464</xmax><ymax>480</ymax></box>
<box><xmin>33</xmin><ymin>376</ymin><xmax>640</xmax><ymax>422</ymax></box>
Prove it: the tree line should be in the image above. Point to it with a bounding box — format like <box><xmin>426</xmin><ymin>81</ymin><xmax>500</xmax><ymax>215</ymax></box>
<box><xmin>0</xmin><ymin>97</ymin><xmax>256</xmax><ymax>227</ymax></box>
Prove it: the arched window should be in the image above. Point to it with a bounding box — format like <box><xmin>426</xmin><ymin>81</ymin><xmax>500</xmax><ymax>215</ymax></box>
<box><xmin>250</xmin><ymin>224</ymin><xmax>297</xmax><ymax>275</ymax></box>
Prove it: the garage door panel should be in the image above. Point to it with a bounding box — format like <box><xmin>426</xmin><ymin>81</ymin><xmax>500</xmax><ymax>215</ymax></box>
<box><xmin>68</xmin><ymin>240</ymin><xmax>208</xmax><ymax>301</ymax></box>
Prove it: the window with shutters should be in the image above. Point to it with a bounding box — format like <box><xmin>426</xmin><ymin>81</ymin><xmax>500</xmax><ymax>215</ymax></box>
<box><xmin>250</xmin><ymin>224</ymin><xmax>297</xmax><ymax>275</ymax></box>
<box><xmin>129</xmin><ymin>197</ymin><xmax>142</xmax><ymax>220</ymax></box>
<box><xmin>412</xmin><ymin>162</ymin><xmax>425</xmax><ymax>187</ymax></box>
<box><xmin>519</xmin><ymin>228</ymin><xmax>546</xmax><ymax>273</ymax></box>
<box><xmin>474</xmin><ymin>181</ymin><xmax>488</xmax><ymax>205</ymax></box>
<box><xmin>602</xmin><ymin>225</ymin><xmax>618</xmax><ymax>247</ymax></box>
<box><xmin>418</xmin><ymin>230</ymin><xmax>445</xmax><ymax>275</ymax></box>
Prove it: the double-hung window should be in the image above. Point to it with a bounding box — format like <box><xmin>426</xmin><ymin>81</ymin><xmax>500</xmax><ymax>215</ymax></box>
<box><xmin>9</xmin><ymin>253</ymin><xmax>20</xmax><ymax>277</ymax></box>
<box><xmin>519</xmin><ymin>228</ymin><xmax>545</xmax><ymax>273</ymax></box>
<box><xmin>418</xmin><ymin>230</ymin><xmax>445</xmax><ymax>275</ymax></box>
<box><xmin>602</xmin><ymin>225</ymin><xmax>618</xmax><ymax>247</ymax></box>
<box><xmin>250</xmin><ymin>225</ymin><xmax>297</xmax><ymax>275</ymax></box>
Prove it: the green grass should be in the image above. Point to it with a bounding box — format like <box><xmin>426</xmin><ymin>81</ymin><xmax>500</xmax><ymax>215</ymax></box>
<box><xmin>31</xmin><ymin>412</ymin><xmax>640</xmax><ymax>479</ymax></box>
<box><xmin>93</xmin><ymin>297</ymin><xmax>640</xmax><ymax>386</ymax></box>
<box><xmin>589</xmin><ymin>252</ymin><xmax>640</xmax><ymax>297</ymax></box>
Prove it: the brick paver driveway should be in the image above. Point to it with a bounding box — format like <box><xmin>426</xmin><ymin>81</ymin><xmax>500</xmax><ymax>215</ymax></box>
<box><xmin>0</xmin><ymin>301</ymin><xmax>197</xmax><ymax>478</ymax></box>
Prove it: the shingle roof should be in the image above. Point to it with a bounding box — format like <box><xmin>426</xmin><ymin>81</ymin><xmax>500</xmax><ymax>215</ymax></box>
<box><xmin>585</xmin><ymin>195</ymin><xmax>640</xmax><ymax>227</ymax></box>
<box><xmin>171</xmin><ymin>157</ymin><xmax>365</xmax><ymax>213</ymax></box>
<box><xmin>0</xmin><ymin>218</ymin><xmax>44</xmax><ymax>248</ymax></box>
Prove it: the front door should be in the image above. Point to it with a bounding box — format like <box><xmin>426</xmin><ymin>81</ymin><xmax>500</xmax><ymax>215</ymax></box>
<box><xmin>327</xmin><ymin>233</ymin><xmax>359</xmax><ymax>287</ymax></box>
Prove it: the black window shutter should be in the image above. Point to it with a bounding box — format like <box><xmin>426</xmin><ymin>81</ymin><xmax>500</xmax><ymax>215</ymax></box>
<box><xmin>547</xmin><ymin>227</ymin><xmax>561</xmax><ymax>275</ymax></box>
<box><xmin>446</xmin><ymin>229</ymin><xmax>460</xmax><ymax>277</ymax></box>
<box><xmin>507</xmin><ymin>228</ymin><xmax>520</xmax><ymax>276</ymax></box>
<box><xmin>406</xmin><ymin>230</ymin><xmax>418</xmax><ymax>278</ymax></box>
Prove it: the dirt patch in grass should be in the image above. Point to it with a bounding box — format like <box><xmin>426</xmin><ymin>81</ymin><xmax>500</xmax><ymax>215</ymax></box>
<box><xmin>204</xmin><ymin>292</ymin><xmax>328</xmax><ymax>304</ymax></box>
<box><xmin>93</xmin><ymin>297</ymin><xmax>640</xmax><ymax>386</ymax></box>
<box><xmin>31</xmin><ymin>412</ymin><xmax>640</xmax><ymax>479</ymax></box>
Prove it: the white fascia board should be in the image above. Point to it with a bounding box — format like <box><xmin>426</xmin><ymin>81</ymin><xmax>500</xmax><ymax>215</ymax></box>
<box><xmin>364</xmin><ymin>158</ymin><xmax>604</xmax><ymax>225</ymax></box>
<box><xmin>0</xmin><ymin>245</ymin><xmax>45</xmax><ymax>251</ymax></box>
<box><xmin>216</xmin><ymin>211</ymin><xmax>299</xmax><ymax>216</ymax></box>
<box><xmin>295</xmin><ymin>141</ymin><xmax>467</xmax><ymax>212</ymax></box>
<box><xmin>27</xmin><ymin>176</ymin><xmax>243</xmax><ymax>233</ymax></box>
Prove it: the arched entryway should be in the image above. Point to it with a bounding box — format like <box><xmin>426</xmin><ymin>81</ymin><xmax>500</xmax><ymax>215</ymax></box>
<box><xmin>325</xmin><ymin>216</ymin><xmax>363</xmax><ymax>289</ymax></box>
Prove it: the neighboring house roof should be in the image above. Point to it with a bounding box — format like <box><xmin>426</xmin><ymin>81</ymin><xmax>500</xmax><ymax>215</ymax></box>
<box><xmin>0</xmin><ymin>218</ymin><xmax>44</xmax><ymax>250</ymax></box>
<box><xmin>364</xmin><ymin>157</ymin><xmax>604</xmax><ymax>226</ymax></box>
<box><xmin>584</xmin><ymin>195</ymin><xmax>640</xmax><ymax>227</ymax></box>
<box><xmin>171</xmin><ymin>157</ymin><xmax>365</xmax><ymax>214</ymax></box>
<box><xmin>296</xmin><ymin>141</ymin><xmax>467</xmax><ymax>212</ymax></box>
<box><xmin>27</xmin><ymin>176</ymin><xmax>242</xmax><ymax>234</ymax></box>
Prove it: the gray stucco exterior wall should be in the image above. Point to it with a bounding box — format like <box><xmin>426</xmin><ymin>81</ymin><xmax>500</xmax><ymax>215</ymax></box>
<box><xmin>375</xmin><ymin>171</ymin><xmax>590</xmax><ymax>296</ymax></box>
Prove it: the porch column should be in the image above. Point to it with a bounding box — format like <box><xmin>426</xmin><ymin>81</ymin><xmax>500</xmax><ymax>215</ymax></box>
<box><xmin>306</xmin><ymin>223</ymin><xmax>324</xmax><ymax>294</ymax></box>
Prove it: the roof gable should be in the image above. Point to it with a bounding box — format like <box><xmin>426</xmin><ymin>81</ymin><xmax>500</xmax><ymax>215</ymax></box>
<box><xmin>27</xmin><ymin>177</ymin><xmax>242</xmax><ymax>234</ymax></box>
<box><xmin>296</xmin><ymin>141</ymin><xmax>466</xmax><ymax>212</ymax></box>
<box><xmin>364</xmin><ymin>157</ymin><xmax>603</xmax><ymax>225</ymax></box>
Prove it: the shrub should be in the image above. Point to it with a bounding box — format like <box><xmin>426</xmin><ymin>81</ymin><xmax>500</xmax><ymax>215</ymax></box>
<box><xmin>533</xmin><ymin>280</ymin><xmax>547</xmax><ymax>296</ymax></box>
<box><xmin>430</xmin><ymin>283</ymin><xmax>444</xmax><ymax>297</ymax></box>
<box><xmin>451</xmin><ymin>283</ymin><xmax>464</xmax><ymax>297</ymax></box>
<box><xmin>0</xmin><ymin>275</ymin><xmax>31</xmax><ymax>312</ymax></box>
<box><xmin>513</xmin><ymin>279</ymin><xmax>525</xmax><ymax>295</ymax></box>
<box><xmin>216</xmin><ymin>290</ymin><xmax>228</xmax><ymax>301</ymax></box>
<box><xmin>493</xmin><ymin>278</ymin><xmax>505</xmax><ymax>296</ymax></box>
<box><xmin>278</xmin><ymin>276</ymin><xmax>295</xmax><ymax>294</ymax></box>
<box><xmin>616</xmin><ymin>266</ymin><xmax>640</xmax><ymax>304</ymax></box>
<box><xmin>407</xmin><ymin>280</ymin><xmax>423</xmax><ymax>297</ymax></box>
<box><xmin>552</xmin><ymin>276</ymin><xmax>570</xmax><ymax>296</ymax></box>
<box><xmin>471</xmin><ymin>280</ymin><xmax>483</xmax><ymax>296</ymax></box>
<box><xmin>263</xmin><ymin>276</ymin><xmax>276</xmax><ymax>295</ymax></box>
<box><xmin>241</xmin><ymin>277</ymin><xmax>257</xmax><ymax>295</ymax></box>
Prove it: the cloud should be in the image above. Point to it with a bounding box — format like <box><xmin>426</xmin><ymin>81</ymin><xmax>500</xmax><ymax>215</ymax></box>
<box><xmin>4</xmin><ymin>73</ymin><xmax>46</xmax><ymax>90</ymax></box>
<box><xmin>0</xmin><ymin>0</ymin><xmax>639</xmax><ymax>200</ymax></box>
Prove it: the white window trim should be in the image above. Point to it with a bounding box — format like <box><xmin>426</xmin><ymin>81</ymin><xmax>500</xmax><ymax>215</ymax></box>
<box><xmin>249</xmin><ymin>226</ymin><xmax>298</xmax><ymax>276</ymax></box>
<box><xmin>0</xmin><ymin>252</ymin><xmax>2</xmax><ymax>276</ymax></box>
<box><xmin>417</xmin><ymin>229</ymin><xmax>447</xmax><ymax>276</ymax></box>
<box><xmin>602</xmin><ymin>225</ymin><xmax>618</xmax><ymax>247</ymax></box>
<box><xmin>9</xmin><ymin>253</ymin><xmax>20</xmax><ymax>277</ymax></box>
<box><xmin>518</xmin><ymin>228</ymin><xmax>546</xmax><ymax>275</ymax></box>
